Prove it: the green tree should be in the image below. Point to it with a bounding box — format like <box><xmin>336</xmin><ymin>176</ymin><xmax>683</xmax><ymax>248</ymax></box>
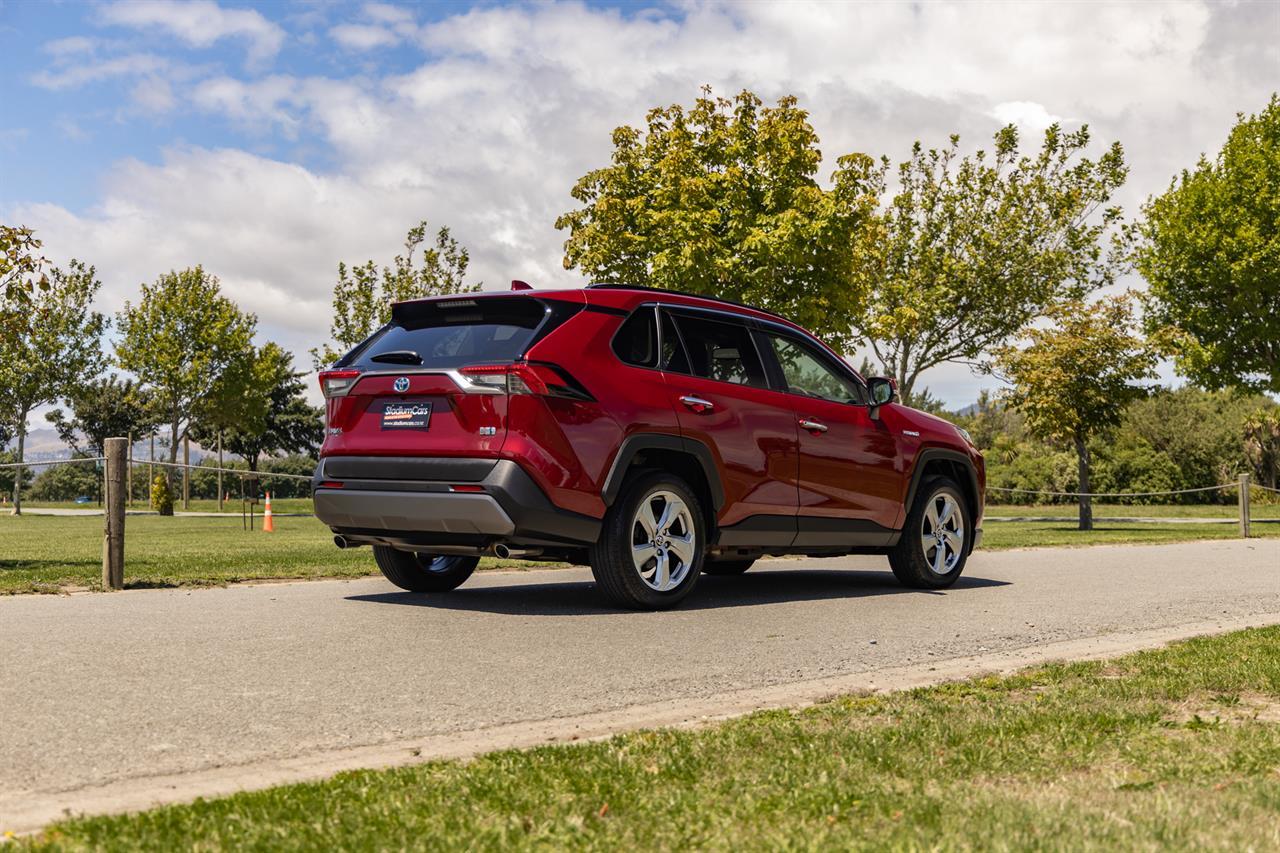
<box><xmin>0</xmin><ymin>259</ymin><xmax>108</xmax><ymax>514</ymax></box>
<box><xmin>0</xmin><ymin>225</ymin><xmax>51</xmax><ymax>329</ymax></box>
<box><xmin>0</xmin><ymin>452</ymin><xmax>33</xmax><ymax>505</ymax></box>
<box><xmin>1136</xmin><ymin>94</ymin><xmax>1280</xmax><ymax>394</ymax></box>
<box><xmin>1243</xmin><ymin>407</ymin><xmax>1280</xmax><ymax>490</ymax></box>
<box><xmin>859</xmin><ymin>124</ymin><xmax>1129</xmax><ymax>398</ymax></box>
<box><xmin>114</xmin><ymin>267</ymin><xmax>257</xmax><ymax>511</ymax></box>
<box><xmin>191</xmin><ymin>343</ymin><xmax>322</xmax><ymax>473</ymax></box>
<box><xmin>993</xmin><ymin>295</ymin><xmax>1161</xmax><ymax>530</ymax></box>
<box><xmin>30</xmin><ymin>456</ymin><xmax>101</xmax><ymax>502</ymax></box>
<box><xmin>1121</xmin><ymin>387</ymin><xmax>1269</xmax><ymax>498</ymax></box>
<box><xmin>46</xmin><ymin>376</ymin><xmax>157</xmax><ymax>458</ymax></box>
<box><xmin>311</xmin><ymin>221</ymin><xmax>477</xmax><ymax>369</ymax></box>
<box><xmin>557</xmin><ymin>87</ymin><xmax>883</xmax><ymax>350</ymax></box>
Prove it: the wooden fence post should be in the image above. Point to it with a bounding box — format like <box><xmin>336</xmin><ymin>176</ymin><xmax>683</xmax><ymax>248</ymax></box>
<box><xmin>1239</xmin><ymin>472</ymin><xmax>1251</xmax><ymax>539</ymax></box>
<box><xmin>103</xmin><ymin>437</ymin><xmax>127</xmax><ymax>590</ymax></box>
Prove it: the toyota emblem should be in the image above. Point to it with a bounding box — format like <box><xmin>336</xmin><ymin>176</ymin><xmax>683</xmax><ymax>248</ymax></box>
<box><xmin>393</xmin><ymin>376</ymin><xmax>410</xmax><ymax>393</ymax></box>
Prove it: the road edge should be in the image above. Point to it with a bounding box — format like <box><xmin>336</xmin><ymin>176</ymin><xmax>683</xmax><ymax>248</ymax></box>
<box><xmin>5</xmin><ymin>610</ymin><xmax>1280</xmax><ymax>836</ymax></box>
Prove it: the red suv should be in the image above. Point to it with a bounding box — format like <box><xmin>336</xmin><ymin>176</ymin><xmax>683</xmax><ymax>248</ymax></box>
<box><xmin>314</xmin><ymin>284</ymin><xmax>984</xmax><ymax>610</ymax></box>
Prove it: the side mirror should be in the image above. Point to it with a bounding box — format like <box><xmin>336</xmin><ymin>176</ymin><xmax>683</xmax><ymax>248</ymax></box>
<box><xmin>867</xmin><ymin>377</ymin><xmax>897</xmax><ymax>419</ymax></box>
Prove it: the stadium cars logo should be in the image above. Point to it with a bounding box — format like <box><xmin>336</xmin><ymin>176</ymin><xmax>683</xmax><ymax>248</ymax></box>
<box><xmin>393</xmin><ymin>376</ymin><xmax>410</xmax><ymax>393</ymax></box>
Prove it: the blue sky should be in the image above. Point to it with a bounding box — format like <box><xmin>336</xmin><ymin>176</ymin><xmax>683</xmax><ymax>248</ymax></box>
<box><xmin>2</xmin><ymin>0</ymin><xmax>1278</xmax><ymax>409</ymax></box>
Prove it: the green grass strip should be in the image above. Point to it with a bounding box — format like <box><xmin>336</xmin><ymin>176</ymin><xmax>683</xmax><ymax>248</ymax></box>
<box><xmin>18</xmin><ymin>626</ymin><xmax>1280</xmax><ymax>851</ymax></box>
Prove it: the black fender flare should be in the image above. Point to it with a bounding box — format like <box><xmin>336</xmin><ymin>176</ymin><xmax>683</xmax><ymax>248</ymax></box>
<box><xmin>904</xmin><ymin>447</ymin><xmax>981</xmax><ymax>521</ymax></box>
<box><xmin>600</xmin><ymin>433</ymin><xmax>725</xmax><ymax>512</ymax></box>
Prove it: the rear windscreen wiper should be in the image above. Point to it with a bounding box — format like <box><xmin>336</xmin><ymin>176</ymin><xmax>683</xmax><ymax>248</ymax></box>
<box><xmin>370</xmin><ymin>350</ymin><xmax>423</xmax><ymax>365</ymax></box>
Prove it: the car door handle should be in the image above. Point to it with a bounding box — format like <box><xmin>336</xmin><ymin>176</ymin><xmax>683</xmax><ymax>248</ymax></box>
<box><xmin>679</xmin><ymin>395</ymin><xmax>715</xmax><ymax>414</ymax></box>
<box><xmin>799</xmin><ymin>418</ymin><xmax>828</xmax><ymax>433</ymax></box>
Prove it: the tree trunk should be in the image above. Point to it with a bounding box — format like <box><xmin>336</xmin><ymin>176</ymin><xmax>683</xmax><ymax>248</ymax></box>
<box><xmin>1075</xmin><ymin>436</ymin><xmax>1093</xmax><ymax>531</ymax></box>
<box><xmin>11</xmin><ymin>419</ymin><xmax>26</xmax><ymax>516</ymax></box>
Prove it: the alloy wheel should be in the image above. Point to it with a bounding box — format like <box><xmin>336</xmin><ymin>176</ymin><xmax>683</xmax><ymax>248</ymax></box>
<box><xmin>631</xmin><ymin>490</ymin><xmax>696</xmax><ymax>592</ymax></box>
<box><xmin>921</xmin><ymin>492</ymin><xmax>965</xmax><ymax>575</ymax></box>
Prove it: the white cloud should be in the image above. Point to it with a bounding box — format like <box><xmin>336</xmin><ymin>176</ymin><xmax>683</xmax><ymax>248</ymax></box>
<box><xmin>31</xmin><ymin>53</ymin><xmax>167</xmax><ymax>89</ymax></box>
<box><xmin>43</xmin><ymin>36</ymin><xmax>97</xmax><ymax>57</ymax></box>
<box><xmin>330</xmin><ymin>23</ymin><xmax>401</xmax><ymax>51</ymax></box>
<box><xmin>329</xmin><ymin>3</ymin><xmax>420</xmax><ymax>51</ymax></box>
<box><xmin>130</xmin><ymin>76</ymin><xmax>177</xmax><ymax>114</ymax></box>
<box><xmin>12</xmin><ymin>0</ymin><xmax>1280</xmax><ymax>403</ymax></box>
<box><xmin>99</xmin><ymin>0</ymin><xmax>285</xmax><ymax>66</ymax></box>
<box><xmin>990</xmin><ymin>101</ymin><xmax>1065</xmax><ymax>134</ymax></box>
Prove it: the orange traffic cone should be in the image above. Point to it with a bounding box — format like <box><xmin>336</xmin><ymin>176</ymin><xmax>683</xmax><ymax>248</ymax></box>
<box><xmin>262</xmin><ymin>491</ymin><xmax>275</xmax><ymax>533</ymax></box>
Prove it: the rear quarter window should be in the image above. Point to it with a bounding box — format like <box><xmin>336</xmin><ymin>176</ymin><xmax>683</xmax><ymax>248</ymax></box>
<box><xmin>611</xmin><ymin>307</ymin><xmax>658</xmax><ymax>367</ymax></box>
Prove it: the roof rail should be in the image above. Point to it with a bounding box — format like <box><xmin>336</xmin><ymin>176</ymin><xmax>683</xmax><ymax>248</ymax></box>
<box><xmin>584</xmin><ymin>283</ymin><xmax>790</xmax><ymax>324</ymax></box>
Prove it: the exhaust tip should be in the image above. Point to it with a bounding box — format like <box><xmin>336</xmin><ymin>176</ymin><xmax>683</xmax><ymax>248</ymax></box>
<box><xmin>334</xmin><ymin>535</ymin><xmax>350</xmax><ymax>549</ymax></box>
<box><xmin>493</xmin><ymin>543</ymin><xmax>512</xmax><ymax>559</ymax></box>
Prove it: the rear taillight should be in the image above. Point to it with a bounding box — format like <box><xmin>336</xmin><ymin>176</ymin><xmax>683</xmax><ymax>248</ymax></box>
<box><xmin>318</xmin><ymin>369</ymin><xmax>361</xmax><ymax>399</ymax></box>
<box><xmin>458</xmin><ymin>363</ymin><xmax>591</xmax><ymax>400</ymax></box>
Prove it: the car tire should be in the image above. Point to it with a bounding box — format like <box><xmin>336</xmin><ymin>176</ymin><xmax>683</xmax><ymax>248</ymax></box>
<box><xmin>888</xmin><ymin>476</ymin><xmax>971</xmax><ymax>590</ymax></box>
<box><xmin>590</xmin><ymin>471</ymin><xmax>705</xmax><ymax>610</ymax></box>
<box><xmin>372</xmin><ymin>546</ymin><xmax>479</xmax><ymax>593</ymax></box>
<box><xmin>703</xmin><ymin>558</ymin><xmax>755</xmax><ymax>576</ymax></box>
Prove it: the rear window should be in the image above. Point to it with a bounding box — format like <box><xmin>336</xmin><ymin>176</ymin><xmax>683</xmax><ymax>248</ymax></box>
<box><xmin>339</xmin><ymin>297</ymin><xmax>549</xmax><ymax>369</ymax></box>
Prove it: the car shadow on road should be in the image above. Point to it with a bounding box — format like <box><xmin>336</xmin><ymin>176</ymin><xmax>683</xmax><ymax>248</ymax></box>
<box><xmin>346</xmin><ymin>569</ymin><xmax>1011</xmax><ymax>616</ymax></box>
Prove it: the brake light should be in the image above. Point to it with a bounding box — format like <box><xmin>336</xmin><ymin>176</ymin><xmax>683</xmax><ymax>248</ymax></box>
<box><xmin>318</xmin><ymin>369</ymin><xmax>361</xmax><ymax>399</ymax></box>
<box><xmin>458</xmin><ymin>363</ymin><xmax>591</xmax><ymax>400</ymax></box>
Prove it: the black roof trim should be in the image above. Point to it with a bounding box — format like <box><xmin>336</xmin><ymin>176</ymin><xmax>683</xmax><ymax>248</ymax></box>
<box><xmin>584</xmin><ymin>283</ymin><xmax>790</xmax><ymax>325</ymax></box>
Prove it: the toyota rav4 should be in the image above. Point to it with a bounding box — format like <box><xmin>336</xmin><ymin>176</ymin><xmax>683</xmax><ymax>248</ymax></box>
<box><xmin>314</xmin><ymin>283</ymin><xmax>984</xmax><ymax>610</ymax></box>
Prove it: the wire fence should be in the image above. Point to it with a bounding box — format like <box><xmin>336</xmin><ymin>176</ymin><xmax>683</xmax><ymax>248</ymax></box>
<box><xmin>3</xmin><ymin>439</ymin><xmax>1273</xmax><ymax>592</ymax></box>
<box><xmin>986</xmin><ymin>482</ymin><xmax>1280</xmax><ymax>498</ymax></box>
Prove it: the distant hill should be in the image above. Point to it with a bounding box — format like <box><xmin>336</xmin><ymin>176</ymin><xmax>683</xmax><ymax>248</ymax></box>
<box><xmin>4</xmin><ymin>430</ymin><xmax>211</xmax><ymax>464</ymax></box>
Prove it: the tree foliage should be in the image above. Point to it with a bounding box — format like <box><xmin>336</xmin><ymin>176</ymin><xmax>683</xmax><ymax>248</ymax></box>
<box><xmin>114</xmin><ymin>267</ymin><xmax>257</xmax><ymax>479</ymax></box>
<box><xmin>860</xmin><ymin>124</ymin><xmax>1129</xmax><ymax>398</ymax></box>
<box><xmin>993</xmin><ymin>295</ymin><xmax>1161</xmax><ymax>528</ymax></box>
<box><xmin>191</xmin><ymin>343</ymin><xmax>322</xmax><ymax>471</ymax></box>
<box><xmin>30</xmin><ymin>457</ymin><xmax>101</xmax><ymax>502</ymax></box>
<box><xmin>556</xmin><ymin>88</ymin><xmax>883</xmax><ymax>350</ymax></box>
<box><xmin>0</xmin><ymin>259</ymin><xmax>108</xmax><ymax>513</ymax></box>
<box><xmin>1243</xmin><ymin>407</ymin><xmax>1280</xmax><ymax>490</ymax></box>
<box><xmin>311</xmin><ymin>222</ymin><xmax>477</xmax><ymax>369</ymax></box>
<box><xmin>46</xmin><ymin>375</ymin><xmax>156</xmax><ymax>458</ymax></box>
<box><xmin>0</xmin><ymin>225</ymin><xmax>51</xmax><ymax>328</ymax></box>
<box><xmin>1136</xmin><ymin>94</ymin><xmax>1280</xmax><ymax>394</ymax></box>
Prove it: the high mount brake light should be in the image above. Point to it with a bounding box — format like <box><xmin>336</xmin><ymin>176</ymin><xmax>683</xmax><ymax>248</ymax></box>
<box><xmin>318</xmin><ymin>369</ymin><xmax>361</xmax><ymax>399</ymax></box>
<box><xmin>458</xmin><ymin>363</ymin><xmax>590</xmax><ymax>400</ymax></box>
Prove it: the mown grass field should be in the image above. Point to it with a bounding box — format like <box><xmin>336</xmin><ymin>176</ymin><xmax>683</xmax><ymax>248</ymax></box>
<box><xmin>1</xmin><ymin>512</ymin><xmax>1276</xmax><ymax>594</ymax></box>
<box><xmin>986</xmin><ymin>502</ymin><xmax>1280</xmax><ymax>519</ymax></box>
<box><xmin>18</xmin><ymin>497</ymin><xmax>317</xmax><ymax>514</ymax></box>
<box><xmin>18</xmin><ymin>626</ymin><xmax>1280</xmax><ymax>850</ymax></box>
<box><xmin>0</xmin><ymin>515</ymin><xmax>539</xmax><ymax>594</ymax></box>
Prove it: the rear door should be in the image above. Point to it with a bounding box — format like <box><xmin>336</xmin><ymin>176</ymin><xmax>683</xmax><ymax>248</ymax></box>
<box><xmin>320</xmin><ymin>296</ymin><xmax>555</xmax><ymax>459</ymax></box>
<box><xmin>758</xmin><ymin>330</ymin><xmax>903</xmax><ymax>540</ymax></box>
<box><xmin>661</xmin><ymin>308</ymin><xmax>799</xmax><ymax>544</ymax></box>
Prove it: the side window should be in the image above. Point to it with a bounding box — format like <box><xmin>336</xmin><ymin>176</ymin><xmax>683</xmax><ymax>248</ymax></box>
<box><xmin>767</xmin><ymin>334</ymin><xmax>866</xmax><ymax>404</ymax></box>
<box><xmin>612</xmin><ymin>307</ymin><xmax>657</xmax><ymax>367</ymax></box>
<box><xmin>669</xmin><ymin>313</ymin><xmax>768</xmax><ymax>388</ymax></box>
<box><xmin>659</xmin><ymin>311</ymin><xmax>691</xmax><ymax>374</ymax></box>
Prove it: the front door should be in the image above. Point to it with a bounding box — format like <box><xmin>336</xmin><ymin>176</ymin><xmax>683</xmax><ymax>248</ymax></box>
<box><xmin>757</xmin><ymin>331</ymin><xmax>903</xmax><ymax>544</ymax></box>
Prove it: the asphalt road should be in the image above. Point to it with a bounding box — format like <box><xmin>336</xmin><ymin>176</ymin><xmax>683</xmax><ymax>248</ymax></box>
<box><xmin>2</xmin><ymin>538</ymin><xmax>1278</xmax><ymax>831</ymax></box>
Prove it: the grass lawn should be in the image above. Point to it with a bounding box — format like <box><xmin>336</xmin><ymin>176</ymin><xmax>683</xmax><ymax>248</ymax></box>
<box><xmin>987</xmin><ymin>502</ymin><xmax>1280</xmax><ymax>519</ymax></box>
<box><xmin>18</xmin><ymin>626</ymin><xmax>1280</xmax><ymax>850</ymax></box>
<box><xmin>0</xmin><ymin>514</ymin><xmax>538</xmax><ymax>594</ymax></box>
<box><xmin>979</xmin><ymin>519</ymin><xmax>1279</xmax><ymax>550</ymax></box>
<box><xmin>1</xmin><ymin>513</ymin><xmax>1276</xmax><ymax>594</ymax></box>
<box><xmin>19</xmin><ymin>497</ymin><xmax>317</xmax><ymax>514</ymax></box>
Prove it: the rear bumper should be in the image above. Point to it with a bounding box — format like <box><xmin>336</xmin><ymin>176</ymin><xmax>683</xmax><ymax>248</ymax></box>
<box><xmin>313</xmin><ymin>457</ymin><xmax>600</xmax><ymax>548</ymax></box>
<box><xmin>314</xmin><ymin>490</ymin><xmax>515</xmax><ymax>536</ymax></box>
